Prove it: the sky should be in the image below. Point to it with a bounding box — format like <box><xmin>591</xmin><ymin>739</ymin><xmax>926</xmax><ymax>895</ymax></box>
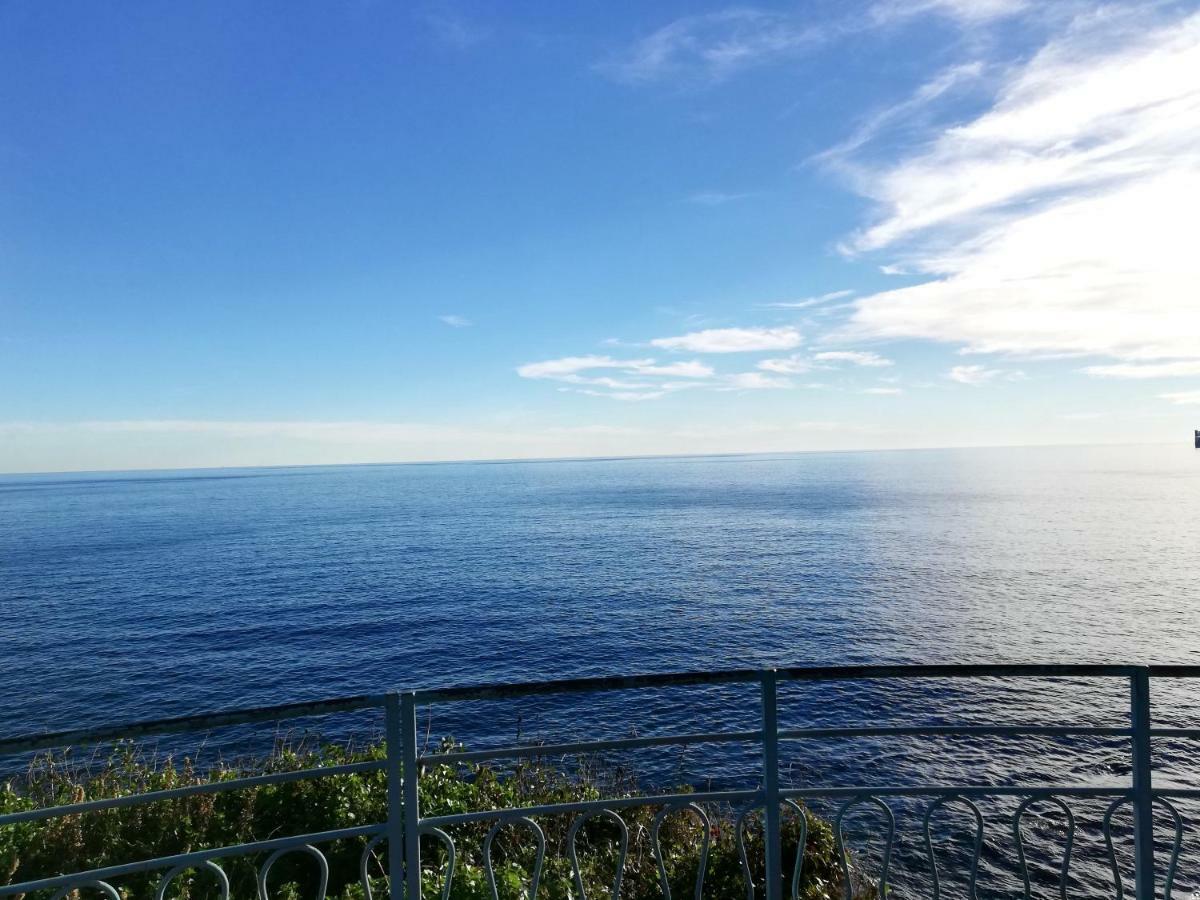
<box><xmin>2</xmin><ymin>0</ymin><xmax>1199</xmax><ymax>472</ymax></box>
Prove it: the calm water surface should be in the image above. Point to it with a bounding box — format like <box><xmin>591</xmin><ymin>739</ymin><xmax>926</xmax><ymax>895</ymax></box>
<box><xmin>3</xmin><ymin>444</ymin><xmax>1199</xmax><ymax>897</ymax></box>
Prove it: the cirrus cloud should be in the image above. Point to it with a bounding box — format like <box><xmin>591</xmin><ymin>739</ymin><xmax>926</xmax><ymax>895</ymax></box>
<box><xmin>836</xmin><ymin>7</ymin><xmax>1200</xmax><ymax>370</ymax></box>
<box><xmin>651</xmin><ymin>326</ymin><xmax>802</xmax><ymax>353</ymax></box>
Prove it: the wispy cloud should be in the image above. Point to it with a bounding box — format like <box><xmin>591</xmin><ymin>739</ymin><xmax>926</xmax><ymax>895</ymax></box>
<box><xmin>763</xmin><ymin>289</ymin><xmax>855</xmax><ymax>309</ymax></box>
<box><xmin>947</xmin><ymin>364</ymin><xmax>1004</xmax><ymax>385</ymax></box>
<box><xmin>518</xmin><ymin>355</ymin><xmax>715</xmax><ymax>401</ymax></box>
<box><xmin>756</xmin><ymin>349</ymin><xmax>894</xmax><ymax>373</ymax></box>
<box><xmin>836</xmin><ymin>7</ymin><xmax>1200</xmax><ymax>372</ymax></box>
<box><xmin>419</xmin><ymin>9</ymin><xmax>489</xmax><ymax>49</ymax></box>
<box><xmin>631</xmin><ymin>360</ymin><xmax>714</xmax><ymax>377</ymax></box>
<box><xmin>1082</xmin><ymin>361</ymin><xmax>1200</xmax><ymax>379</ymax></box>
<box><xmin>869</xmin><ymin>0</ymin><xmax>1029</xmax><ymax>26</ymax></box>
<box><xmin>599</xmin><ymin>1</ymin><xmax>1025</xmax><ymax>87</ymax></box>
<box><xmin>438</xmin><ymin>314</ymin><xmax>472</xmax><ymax>327</ymax></box>
<box><xmin>595</xmin><ymin>9</ymin><xmax>825</xmax><ymax>84</ymax></box>
<box><xmin>1160</xmin><ymin>390</ymin><xmax>1200</xmax><ymax>405</ymax></box>
<box><xmin>687</xmin><ymin>190</ymin><xmax>755</xmax><ymax>206</ymax></box>
<box><xmin>814</xmin><ymin>351</ymin><xmax>893</xmax><ymax>367</ymax></box>
<box><xmin>722</xmin><ymin>372</ymin><xmax>793</xmax><ymax>390</ymax></box>
<box><xmin>651</xmin><ymin>326</ymin><xmax>801</xmax><ymax>353</ymax></box>
<box><xmin>816</xmin><ymin>62</ymin><xmax>986</xmax><ymax>164</ymax></box>
<box><xmin>757</xmin><ymin>354</ymin><xmax>812</xmax><ymax>375</ymax></box>
<box><xmin>862</xmin><ymin>387</ymin><xmax>904</xmax><ymax>395</ymax></box>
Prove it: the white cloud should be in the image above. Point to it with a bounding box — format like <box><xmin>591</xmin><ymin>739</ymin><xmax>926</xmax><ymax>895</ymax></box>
<box><xmin>577</xmin><ymin>389</ymin><xmax>666</xmax><ymax>402</ymax></box>
<box><xmin>948</xmin><ymin>364</ymin><xmax>1004</xmax><ymax>385</ymax></box>
<box><xmin>763</xmin><ymin>289</ymin><xmax>855</xmax><ymax>309</ymax></box>
<box><xmin>837</xmin><ymin>8</ymin><xmax>1200</xmax><ymax>368</ymax></box>
<box><xmin>651</xmin><ymin>326</ymin><xmax>802</xmax><ymax>353</ymax></box>
<box><xmin>722</xmin><ymin>372</ymin><xmax>793</xmax><ymax>390</ymax></box>
<box><xmin>1083</xmin><ymin>361</ymin><xmax>1200</xmax><ymax>379</ymax></box>
<box><xmin>817</xmin><ymin>62</ymin><xmax>986</xmax><ymax>163</ymax></box>
<box><xmin>757</xmin><ymin>354</ymin><xmax>813</xmax><ymax>375</ymax></box>
<box><xmin>596</xmin><ymin>9</ymin><xmax>823</xmax><ymax>84</ymax></box>
<box><xmin>870</xmin><ymin>0</ymin><xmax>1028</xmax><ymax>26</ymax></box>
<box><xmin>1160</xmin><ymin>390</ymin><xmax>1200</xmax><ymax>405</ymax></box>
<box><xmin>628</xmin><ymin>360</ymin><xmax>714</xmax><ymax>377</ymax></box>
<box><xmin>687</xmin><ymin>190</ymin><xmax>755</xmax><ymax>206</ymax></box>
<box><xmin>814</xmin><ymin>351</ymin><xmax>894</xmax><ymax>367</ymax></box>
<box><xmin>862</xmin><ymin>387</ymin><xmax>904</xmax><ymax>395</ymax></box>
<box><xmin>438</xmin><ymin>314</ymin><xmax>472</xmax><ymax>327</ymax></box>
<box><xmin>516</xmin><ymin>356</ymin><xmax>652</xmax><ymax>379</ymax></box>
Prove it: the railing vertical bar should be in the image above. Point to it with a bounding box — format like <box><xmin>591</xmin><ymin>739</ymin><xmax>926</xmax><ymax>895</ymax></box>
<box><xmin>401</xmin><ymin>692</ymin><xmax>422</xmax><ymax>900</ymax></box>
<box><xmin>762</xmin><ymin>669</ymin><xmax>783</xmax><ymax>900</ymax></box>
<box><xmin>385</xmin><ymin>693</ymin><xmax>406</xmax><ymax>900</ymax></box>
<box><xmin>1131</xmin><ymin>669</ymin><xmax>1155</xmax><ymax>900</ymax></box>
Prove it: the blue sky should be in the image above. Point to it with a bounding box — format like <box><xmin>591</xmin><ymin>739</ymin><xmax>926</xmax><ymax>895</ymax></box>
<box><xmin>3</xmin><ymin>0</ymin><xmax>1199</xmax><ymax>472</ymax></box>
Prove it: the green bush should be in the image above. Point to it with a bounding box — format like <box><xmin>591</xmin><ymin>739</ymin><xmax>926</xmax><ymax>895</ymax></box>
<box><xmin>1</xmin><ymin>738</ymin><xmax>862</xmax><ymax>900</ymax></box>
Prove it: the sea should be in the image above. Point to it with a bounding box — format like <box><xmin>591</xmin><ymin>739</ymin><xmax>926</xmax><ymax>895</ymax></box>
<box><xmin>3</xmin><ymin>444</ymin><xmax>1199</xmax><ymax>898</ymax></box>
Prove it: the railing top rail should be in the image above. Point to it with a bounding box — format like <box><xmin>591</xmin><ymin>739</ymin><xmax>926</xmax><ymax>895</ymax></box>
<box><xmin>413</xmin><ymin>663</ymin><xmax>1158</xmax><ymax>702</ymax></box>
<box><xmin>6</xmin><ymin>664</ymin><xmax>1200</xmax><ymax>755</ymax></box>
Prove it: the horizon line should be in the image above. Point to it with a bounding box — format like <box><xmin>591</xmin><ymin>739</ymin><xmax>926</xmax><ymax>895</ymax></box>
<box><xmin>0</xmin><ymin>439</ymin><xmax>1180</xmax><ymax>480</ymax></box>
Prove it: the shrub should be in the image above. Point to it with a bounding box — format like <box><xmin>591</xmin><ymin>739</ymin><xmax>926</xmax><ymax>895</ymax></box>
<box><xmin>1</xmin><ymin>738</ymin><xmax>861</xmax><ymax>900</ymax></box>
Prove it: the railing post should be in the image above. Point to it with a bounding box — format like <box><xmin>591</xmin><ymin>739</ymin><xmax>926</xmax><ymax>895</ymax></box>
<box><xmin>401</xmin><ymin>692</ymin><xmax>422</xmax><ymax>900</ymax></box>
<box><xmin>384</xmin><ymin>693</ymin><xmax>407</xmax><ymax>900</ymax></box>
<box><xmin>762</xmin><ymin>669</ymin><xmax>782</xmax><ymax>900</ymax></box>
<box><xmin>1131</xmin><ymin>668</ymin><xmax>1155</xmax><ymax>900</ymax></box>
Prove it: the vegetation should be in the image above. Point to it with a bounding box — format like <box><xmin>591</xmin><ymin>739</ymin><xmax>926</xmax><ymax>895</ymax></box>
<box><xmin>1</xmin><ymin>737</ymin><xmax>859</xmax><ymax>900</ymax></box>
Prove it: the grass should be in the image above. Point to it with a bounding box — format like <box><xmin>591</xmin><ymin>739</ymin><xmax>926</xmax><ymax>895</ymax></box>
<box><xmin>1</xmin><ymin>736</ymin><xmax>863</xmax><ymax>900</ymax></box>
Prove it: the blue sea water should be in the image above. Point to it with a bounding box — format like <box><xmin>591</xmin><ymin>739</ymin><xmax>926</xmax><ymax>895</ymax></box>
<box><xmin>3</xmin><ymin>444</ymin><xmax>1200</xmax><ymax>896</ymax></box>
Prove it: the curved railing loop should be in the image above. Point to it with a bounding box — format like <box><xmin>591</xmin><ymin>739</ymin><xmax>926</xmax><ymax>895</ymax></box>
<box><xmin>652</xmin><ymin>802</ymin><xmax>711</xmax><ymax>900</ymax></box>
<box><xmin>1013</xmin><ymin>795</ymin><xmax>1075</xmax><ymax>900</ymax></box>
<box><xmin>421</xmin><ymin>827</ymin><xmax>457</xmax><ymax>900</ymax></box>
<box><xmin>922</xmin><ymin>795</ymin><xmax>983</xmax><ymax>900</ymax></box>
<box><xmin>1102</xmin><ymin>795</ymin><xmax>1183</xmax><ymax>900</ymax></box>
<box><xmin>483</xmin><ymin>815</ymin><xmax>546</xmax><ymax>900</ymax></box>
<box><xmin>736</xmin><ymin>799</ymin><xmax>808</xmax><ymax>900</ymax></box>
<box><xmin>50</xmin><ymin>880</ymin><xmax>123</xmax><ymax>900</ymax></box>
<box><xmin>834</xmin><ymin>794</ymin><xmax>894</xmax><ymax>900</ymax></box>
<box><xmin>257</xmin><ymin>844</ymin><xmax>330</xmax><ymax>900</ymax></box>
<box><xmin>154</xmin><ymin>860</ymin><xmax>231</xmax><ymax>900</ymax></box>
<box><xmin>359</xmin><ymin>834</ymin><xmax>387</xmax><ymax>900</ymax></box>
<box><xmin>567</xmin><ymin>808</ymin><xmax>629</xmax><ymax>900</ymax></box>
<box><xmin>782</xmin><ymin>799</ymin><xmax>809</xmax><ymax>900</ymax></box>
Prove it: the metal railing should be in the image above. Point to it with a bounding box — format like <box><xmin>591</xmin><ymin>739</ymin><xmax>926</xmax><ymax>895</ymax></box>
<box><xmin>1</xmin><ymin>664</ymin><xmax>1197</xmax><ymax>900</ymax></box>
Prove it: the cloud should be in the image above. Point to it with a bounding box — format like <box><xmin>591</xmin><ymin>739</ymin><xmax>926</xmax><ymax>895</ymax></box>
<box><xmin>836</xmin><ymin>8</ymin><xmax>1200</xmax><ymax>368</ymax></box>
<box><xmin>687</xmin><ymin>190</ymin><xmax>755</xmax><ymax>206</ymax></box>
<box><xmin>519</xmin><ymin>355</ymin><xmax>716</xmax><ymax>401</ymax></box>
<box><xmin>757</xmin><ymin>354</ymin><xmax>812</xmax><ymax>375</ymax></box>
<box><xmin>816</xmin><ymin>62</ymin><xmax>986</xmax><ymax>163</ymax></box>
<box><xmin>947</xmin><ymin>364</ymin><xmax>1004</xmax><ymax>385</ymax></box>
<box><xmin>599</xmin><ymin>1</ymin><xmax>1023</xmax><ymax>88</ymax></box>
<box><xmin>862</xmin><ymin>387</ymin><xmax>904</xmax><ymax>395</ymax></box>
<box><xmin>1082</xmin><ymin>361</ymin><xmax>1200</xmax><ymax>379</ymax></box>
<box><xmin>576</xmin><ymin>389</ymin><xmax>666</xmax><ymax>402</ymax></box>
<box><xmin>763</xmin><ymin>289</ymin><xmax>855</xmax><ymax>309</ymax></box>
<box><xmin>516</xmin><ymin>356</ymin><xmax>649</xmax><ymax>379</ymax></box>
<box><xmin>438</xmin><ymin>314</ymin><xmax>472</xmax><ymax>327</ymax></box>
<box><xmin>596</xmin><ymin>9</ymin><xmax>824</xmax><ymax>84</ymax></box>
<box><xmin>651</xmin><ymin>326</ymin><xmax>802</xmax><ymax>353</ymax></box>
<box><xmin>813</xmin><ymin>351</ymin><xmax>894</xmax><ymax>367</ymax></box>
<box><xmin>629</xmin><ymin>360</ymin><xmax>714</xmax><ymax>377</ymax></box>
<box><xmin>869</xmin><ymin>0</ymin><xmax>1029</xmax><ymax>26</ymax></box>
<box><xmin>419</xmin><ymin>10</ymin><xmax>489</xmax><ymax>49</ymax></box>
<box><xmin>722</xmin><ymin>372</ymin><xmax>793</xmax><ymax>390</ymax></box>
<box><xmin>1160</xmin><ymin>390</ymin><xmax>1200</xmax><ymax>405</ymax></box>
